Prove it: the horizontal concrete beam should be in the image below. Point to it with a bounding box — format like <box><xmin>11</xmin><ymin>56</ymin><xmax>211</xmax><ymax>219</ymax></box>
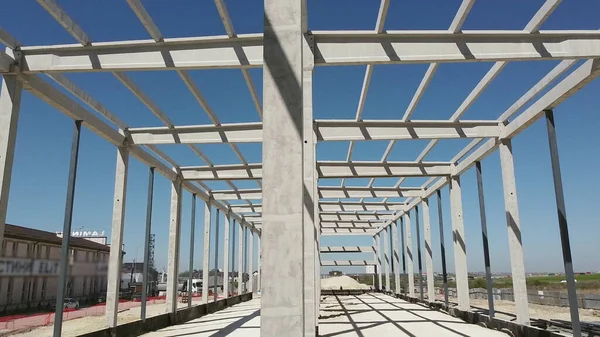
<box><xmin>127</xmin><ymin>122</ymin><xmax>262</xmax><ymax>145</ymax></box>
<box><xmin>320</xmin><ymin>246</ymin><xmax>374</xmax><ymax>253</ymax></box>
<box><xmin>317</xmin><ymin>161</ymin><xmax>452</xmax><ymax>178</ymax></box>
<box><xmin>319</xmin><ymin>186</ymin><xmax>422</xmax><ymax>198</ymax></box>
<box><xmin>180</xmin><ymin>164</ymin><xmax>261</xmax><ymax>180</ymax></box>
<box><xmin>14</xmin><ymin>31</ymin><xmax>600</xmax><ymax>73</ymax></box>
<box><xmin>320</xmin><ymin>213</ymin><xmax>388</xmax><ymax>221</ymax></box>
<box><xmin>321</xmin><ymin>228</ymin><xmax>382</xmax><ymax>235</ymax></box>
<box><xmin>315</xmin><ymin>120</ymin><xmax>500</xmax><ymax>141</ymax></box>
<box><xmin>321</xmin><ymin>222</ymin><xmax>385</xmax><ymax>228</ymax></box>
<box><xmin>211</xmin><ymin>188</ymin><xmax>261</xmax><ymax>200</ymax></box>
<box><xmin>321</xmin><ymin>260</ymin><xmax>375</xmax><ymax>266</ymax></box>
<box><xmin>319</xmin><ymin>201</ymin><xmax>405</xmax><ymax>212</ymax></box>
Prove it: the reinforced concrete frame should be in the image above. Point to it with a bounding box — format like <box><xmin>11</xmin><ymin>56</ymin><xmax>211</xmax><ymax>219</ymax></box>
<box><xmin>0</xmin><ymin>0</ymin><xmax>594</xmax><ymax>336</ymax></box>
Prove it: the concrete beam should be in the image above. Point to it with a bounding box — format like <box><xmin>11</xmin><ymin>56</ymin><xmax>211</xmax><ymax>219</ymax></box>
<box><xmin>211</xmin><ymin>188</ymin><xmax>261</xmax><ymax>200</ymax></box>
<box><xmin>404</xmin><ymin>212</ymin><xmax>415</xmax><ymax>297</ymax></box>
<box><xmin>166</xmin><ymin>180</ymin><xmax>183</xmax><ymax>315</ymax></box>
<box><xmin>321</xmin><ymin>228</ymin><xmax>382</xmax><ymax>235</ymax></box>
<box><xmin>320</xmin><ymin>260</ymin><xmax>375</xmax><ymax>266</ymax></box>
<box><xmin>450</xmin><ymin>176</ymin><xmax>470</xmax><ymax>311</ymax></box>
<box><xmin>318</xmin><ymin>161</ymin><xmax>452</xmax><ymax>178</ymax></box>
<box><xmin>319</xmin><ymin>186</ymin><xmax>422</xmax><ymax>198</ymax></box>
<box><xmin>422</xmin><ymin>198</ymin><xmax>435</xmax><ymax>301</ymax></box>
<box><xmin>319</xmin><ymin>201</ymin><xmax>405</xmax><ymax>212</ymax></box>
<box><xmin>201</xmin><ymin>200</ymin><xmax>211</xmax><ymax>304</ymax></box>
<box><xmin>320</xmin><ymin>246</ymin><xmax>373</xmax><ymax>253</ymax></box>
<box><xmin>128</xmin><ymin>122</ymin><xmax>263</xmax><ymax>145</ymax></box>
<box><xmin>315</xmin><ymin>120</ymin><xmax>500</xmax><ymax>141</ymax></box>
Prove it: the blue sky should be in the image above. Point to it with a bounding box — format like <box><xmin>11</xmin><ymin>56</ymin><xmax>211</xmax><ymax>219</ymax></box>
<box><xmin>2</xmin><ymin>0</ymin><xmax>600</xmax><ymax>275</ymax></box>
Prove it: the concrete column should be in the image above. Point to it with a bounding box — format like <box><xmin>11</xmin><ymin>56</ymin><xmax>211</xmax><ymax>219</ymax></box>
<box><xmin>166</xmin><ymin>179</ymin><xmax>183</xmax><ymax>314</ymax></box>
<box><xmin>437</xmin><ymin>190</ymin><xmax>449</xmax><ymax>307</ymax></box>
<box><xmin>499</xmin><ymin>139</ymin><xmax>530</xmax><ymax>324</ymax></box>
<box><xmin>0</xmin><ymin>75</ymin><xmax>21</xmax><ymax>249</ymax></box>
<box><xmin>450</xmin><ymin>176</ymin><xmax>469</xmax><ymax>310</ymax></box>
<box><xmin>415</xmin><ymin>206</ymin><xmax>424</xmax><ymax>300</ymax></box>
<box><xmin>213</xmin><ymin>209</ymin><xmax>220</xmax><ymax>302</ymax></box>
<box><xmin>262</xmin><ymin>0</ymin><xmax>306</xmax><ymax>334</ymax></box>
<box><xmin>302</xmin><ymin>31</ymin><xmax>316</xmax><ymax>334</ymax></box>
<box><xmin>248</xmin><ymin>230</ymin><xmax>254</xmax><ymax>294</ymax></box>
<box><xmin>545</xmin><ymin>110</ymin><xmax>581</xmax><ymax>337</ymax></box>
<box><xmin>392</xmin><ymin>221</ymin><xmax>400</xmax><ymax>295</ymax></box>
<box><xmin>141</xmin><ymin>167</ymin><xmax>154</xmax><ymax>321</ymax></box>
<box><xmin>237</xmin><ymin>222</ymin><xmax>243</xmax><ymax>294</ymax></box>
<box><xmin>476</xmin><ymin>162</ymin><xmax>495</xmax><ymax>317</ymax></box>
<box><xmin>257</xmin><ymin>236</ymin><xmax>261</xmax><ymax>293</ymax></box>
<box><xmin>376</xmin><ymin>235</ymin><xmax>383</xmax><ymax>290</ymax></box>
<box><xmin>383</xmin><ymin>229</ymin><xmax>390</xmax><ymax>292</ymax></box>
<box><xmin>53</xmin><ymin>120</ymin><xmax>82</xmax><ymax>337</ymax></box>
<box><xmin>404</xmin><ymin>213</ymin><xmax>415</xmax><ymax>297</ymax></box>
<box><xmin>422</xmin><ymin>198</ymin><xmax>435</xmax><ymax>302</ymax></box>
<box><xmin>223</xmin><ymin>212</ymin><xmax>230</xmax><ymax>297</ymax></box>
<box><xmin>106</xmin><ymin>147</ymin><xmax>129</xmax><ymax>327</ymax></box>
<box><xmin>400</xmin><ymin>217</ymin><xmax>407</xmax><ymax>293</ymax></box>
<box><xmin>373</xmin><ymin>237</ymin><xmax>379</xmax><ymax>290</ymax></box>
<box><xmin>187</xmin><ymin>194</ymin><xmax>197</xmax><ymax>308</ymax></box>
<box><xmin>202</xmin><ymin>200</ymin><xmax>211</xmax><ymax>304</ymax></box>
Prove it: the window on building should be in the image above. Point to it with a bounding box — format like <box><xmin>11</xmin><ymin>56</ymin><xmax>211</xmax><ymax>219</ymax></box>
<box><xmin>21</xmin><ymin>277</ymin><xmax>28</xmax><ymax>302</ymax></box>
<box><xmin>7</xmin><ymin>278</ymin><xmax>13</xmax><ymax>304</ymax></box>
<box><xmin>31</xmin><ymin>278</ymin><xmax>37</xmax><ymax>302</ymax></box>
<box><xmin>11</xmin><ymin>242</ymin><xmax>17</xmax><ymax>257</ymax></box>
<box><xmin>82</xmin><ymin>277</ymin><xmax>87</xmax><ymax>296</ymax></box>
<box><xmin>41</xmin><ymin>278</ymin><xmax>47</xmax><ymax>300</ymax></box>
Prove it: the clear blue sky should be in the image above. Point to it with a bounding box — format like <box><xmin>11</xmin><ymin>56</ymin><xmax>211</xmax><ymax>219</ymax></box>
<box><xmin>2</xmin><ymin>0</ymin><xmax>600</xmax><ymax>275</ymax></box>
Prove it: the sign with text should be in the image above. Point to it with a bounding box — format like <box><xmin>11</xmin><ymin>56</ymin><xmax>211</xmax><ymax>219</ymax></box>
<box><xmin>0</xmin><ymin>258</ymin><xmax>107</xmax><ymax>277</ymax></box>
<box><xmin>55</xmin><ymin>230</ymin><xmax>106</xmax><ymax>238</ymax></box>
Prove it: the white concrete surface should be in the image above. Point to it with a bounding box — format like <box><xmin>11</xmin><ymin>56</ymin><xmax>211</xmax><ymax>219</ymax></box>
<box><xmin>142</xmin><ymin>294</ymin><xmax>510</xmax><ymax>336</ymax></box>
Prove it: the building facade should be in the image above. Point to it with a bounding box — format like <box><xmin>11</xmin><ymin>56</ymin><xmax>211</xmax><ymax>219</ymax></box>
<box><xmin>0</xmin><ymin>224</ymin><xmax>110</xmax><ymax>313</ymax></box>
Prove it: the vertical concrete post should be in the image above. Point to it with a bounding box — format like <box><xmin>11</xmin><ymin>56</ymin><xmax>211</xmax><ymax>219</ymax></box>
<box><xmin>187</xmin><ymin>194</ymin><xmax>196</xmax><ymax>308</ymax></box>
<box><xmin>213</xmin><ymin>209</ymin><xmax>220</xmax><ymax>302</ymax></box>
<box><xmin>400</xmin><ymin>217</ymin><xmax>407</xmax><ymax>293</ymax></box>
<box><xmin>302</xmin><ymin>31</ymin><xmax>316</xmax><ymax>335</ymax></box>
<box><xmin>422</xmin><ymin>198</ymin><xmax>435</xmax><ymax>302</ymax></box>
<box><xmin>404</xmin><ymin>213</ymin><xmax>415</xmax><ymax>297</ymax></box>
<box><xmin>437</xmin><ymin>190</ymin><xmax>449</xmax><ymax>307</ymax></box>
<box><xmin>0</xmin><ymin>75</ymin><xmax>22</xmax><ymax>248</ymax></box>
<box><xmin>141</xmin><ymin>167</ymin><xmax>154</xmax><ymax>321</ymax></box>
<box><xmin>499</xmin><ymin>139</ymin><xmax>530</xmax><ymax>325</ymax></box>
<box><xmin>166</xmin><ymin>179</ymin><xmax>183</xmax><ymax>315</ymax></box>
<box><xmin>373</xmin><ymin>236</ymin><xmax>380</xmax><ymax>290</ymax></box>
<box><xmin>237</xmin><ymin>222</ymin><xmax>243</xmax><ymax>294</ymax></box>
<box><xmin>106</xmin><ymin>146</ymin><xmax>129</xmax><ymax>328</ymax></box>
<box><xmin>248</xmin><ymin>230</ymin><xmax>254</xmax><ymax>294</ymax></box>
<box><xmin>383</xmin><ymin>229</ymin><xmax>390</xmax><ymax>292</ymax></box>
<box><xmin>231</xmin><ymin>219</ymin><xmax>236</xmax><ymax>294</ymax></box>
<box><xmin>223</xmin><ymin>211</ymin><xmax>230</xmax><ymax>298</ymax></box>
<box><xmin>544</xmin><ymin>110</ymin><xmax>581</xmax><ymax>337</ymax></box>
<box><xmin>392</xmin><ymin>221</ymin><xmax>401</xmax><ymax>295</ymax></box>
<box><xmin>475</xmin><ymin>162</ymin><xmax>495</xmax><ymax>317</ymax></box>
<box><xmin>450</xmin><ymin>176</ymin><xmax>469</xmax><ymax>310</ymax></box>
<box><xmin>262</xmin><ymin>0</ymin><xmax>306</xmax><ymax>334</ymax></box>
<box><xmin>53</xmin><ymin>120</ymin><xmax>82</xmax><ymax>337</ymax></box>
<box><xmin>202</xmin><ymin>200</ymin><xmax>211</xmax><ymax>304</ymax></box>
<box><xmin>257</xmin><ymin>235</ymin><xmax>261</xmax><ymax>293</ymax></box>
<box><xmin>376</xmin><ymin>235</ymin><xmax>383</xmax><ymax>290</ymax></box>
<box><xmin>415</xmin><ymin>206</ymin><xmax>424</xmax><ymax>300</ymax></box>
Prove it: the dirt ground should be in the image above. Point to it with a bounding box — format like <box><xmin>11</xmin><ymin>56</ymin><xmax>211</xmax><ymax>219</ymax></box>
<box><xmin>468</xmin><ymin>298</ymin><xmax>600</xmax><ymax>322</ymax></box>
<box><xmin>9</xmin><ymin>300</ymin><xmax>207</xmax><ymax>337</ymax></box>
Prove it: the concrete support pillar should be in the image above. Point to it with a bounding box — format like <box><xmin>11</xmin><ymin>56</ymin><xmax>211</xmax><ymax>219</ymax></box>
<box><xmin>476</xmin><ymin>162</ymin><xmax>495</xmax><ymax>317</ymax></box>
<box><xmin>187</xmin><ymin>194</ymin><xmax>196</xmax><ymax>308</ymax></box>
<box><xmin>202</xmin><ymin>200</ymin><xmax>211</xmax><ymax>304</ymax></box>
<box><xmin>223</xmin><ymin>212</ymin><xmax>231</xmax><ymax>298</ymax></box>
<box><xmin>106</xmin><ymin>147</ymin><xmax>129</xmax><ymax>327</ymax></box>
<box><xmin>404</xmin><ymin>213</ymin><xmax>415</xmax><ymax>297</ymax></box>
<box><xmin>415</xmin><ymin>206</ymin><xmax>424</xmax><ymax>300</ymax></box>
<box><xmin>422</xmin><ymin>198</ymin><xmax>435</xmax><ymax>301</ymax></box>
<box><xmin>450</xmin><ymin>176</ymin><xmax>469</xmax><ymax>310</ymax></box>
<box><xmin>262</xmin><ymin>0</ymin><xmax>306</xmax><ymax>334</ymax></box>
<box><xmin>383</xmin><ymin>229</ymin><xmax>390</xmax><ymax>292</ymax></box>
<box><xmin>376</xmin><ymin>235</ymin><xmax>383</xmax><ymax>290</ymax></box>
<box><xmin>392</xmin><ymin>221</ymin><xmax>401</xmax><ymax>295</ymax></box>
<box><xmin>237</xmin><ymin>222</ymin><xmax>243</xmax><ymax>294</ymax></box>
<box><xmin>400</xmin><ymin>217</ymin><xmax>407</xmax><ymax>293</ymax></box>
<box><xmin>213</xmin><ymin>209</ymin><xmax>220</xmax><ymax>302</ymax></box>
<box><xmin>0</xmin><ymin>75</ymin><xmax>22</xmax><ymax>247</ymax></box>
<box><xmin>141</xmin><ymin>167</ymin><xmax>154</xmax><ymax>321</ymax></box>
<box><xmin>166</xmin><ymin>179</ymin><xmax>183</xmax><ymax>315</ymax></box>
<box><xmin>231</xmin><ymin>219</ymin><xmax>237</xmax><ymax>294</ymax></box>
<box><xmin>499</xmin><ymin>139</ymin><xmax>530</xmax><ymax>325</ymax></box>
<box><xmin>545</xmin><ymin>110</ymin><xmax>581</xmax><ymax>337</ymax></box>
<box><xmin>437</xmin><ymin>190</ymin><xmax>449</xmax><ymax>307</ymax></box>
<box><xmin>302</xmin><ymin>31</ymin><xmax>316</xmax><ymax>334</ymax></box>
<box><xmin>248</xmin><ymin>230</ymin><xmax>254</xmax><ymax>294</ymax></box>
<box><xmin>53</xmin><ymin>120</ymin><xmax>82</xmax><ymax>337</ymax></box>
<box><xmin>257</xmin><ymin>236</ymin><xmax>261</xmax><ymax>293</ymax></box>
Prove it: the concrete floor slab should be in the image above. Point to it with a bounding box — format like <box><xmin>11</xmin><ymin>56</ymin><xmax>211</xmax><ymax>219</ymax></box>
<box><xmin>142</xmin><ymin>294</ymin><xmax>509</xmax><ymax>336</ymax></box>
